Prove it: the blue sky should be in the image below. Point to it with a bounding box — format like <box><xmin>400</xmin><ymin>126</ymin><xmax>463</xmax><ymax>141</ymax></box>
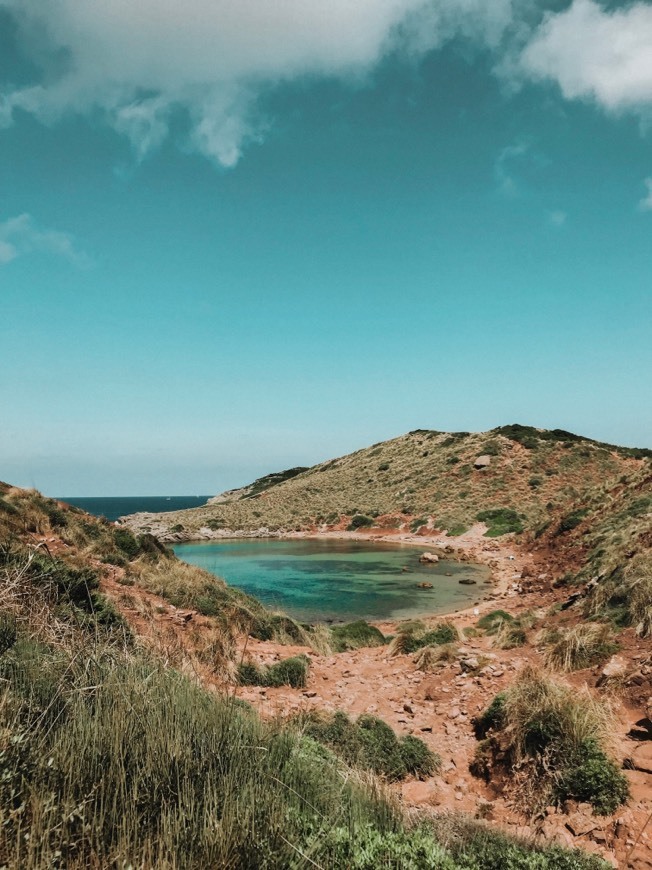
<box><xmin>1</xmin><ymin>0</ymin><xmax>651</xmax><ymax>495</ymax></box>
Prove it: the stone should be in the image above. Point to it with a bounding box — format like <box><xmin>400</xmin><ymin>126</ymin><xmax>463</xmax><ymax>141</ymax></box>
<box><xmin>629</xmin><ymin>742</ymin><xmax>652</xmax><ymax>774</ymax></box>
<box><xmin>473</xmin><ymin>455</ymin><xmax>492</xmax><ymax>469</ymax></box>
<box><xmin>597</xmin><ymin>655</ymin><xmax>629</xmax><ymax>685</ymax></box>
<box><xmin>460</xmin><ymin>657</ymin><xmax>480</xmax><ymax>672</ymax></box>
<box><xmin>419</xmin><ymin>552</ymin><xmax>439</xmax><ymax>564</ymax></box>
<box><xmin>566</xmin><ymin>813</ymin><xmax>598</xmax><ymax>837</ymax></box>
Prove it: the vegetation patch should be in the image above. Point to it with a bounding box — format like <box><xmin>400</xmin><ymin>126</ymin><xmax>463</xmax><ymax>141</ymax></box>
<box><xmin>477</xmin><ymin>609</ymin><xmax>514</xmax><ymax>634</ymax></box>
<box><xmin>238</xmin><ymin>654</ymin><xmax>310</xmax><ymax>689</ymax></box>
<box><xmin>556</xmin><ymin>509</ymin><xmax>589</xmax><ymax>535</ymax></box>
<box><xmin>347</xmin><ymin>514</ymin><xmax>374</xmax><ymax>531</ymax></box>
<box><xmin>389</xmin><ymin>621</ymin><xmax>458</xmax><ymax>655</ymax></box>
<box><xmin>302</xmin><ymin>710</ymin><xmax>440</xmax><ymax>781</ymax></box>
<box><xmin>476</xmin><ymin>508</ymin><xmax>524</xmax><ymax>537</ymax></box>
<box><xmin>471</xmin><ymin>667</ymin><xmax>628</xmax><ymax>815</ymax></box>
<box><xmin>543</xmin><ymin>623</ymin><xmax>618</xmax><ymax>672</ymax></box>
<box><xmin>330</xmin><ymin>620</ymin><xmax>386</xmax><ymax>652</ymax></box>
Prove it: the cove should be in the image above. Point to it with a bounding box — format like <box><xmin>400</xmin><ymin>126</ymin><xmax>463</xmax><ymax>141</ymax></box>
<box><xmin>173</xmin><ymin>538</ymin><xmax>490</xmax><ymax>623</ymax></box>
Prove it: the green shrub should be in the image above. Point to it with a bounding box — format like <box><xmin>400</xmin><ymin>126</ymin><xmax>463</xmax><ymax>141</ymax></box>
<box><xmin>477</xmin><ymin>610</ymin><xmax>514</xmax><ymax>634</ymax></box>
<box><xmin>446</xmin><ymin>523</ymin><xmax>469</xmax><ymax>536</ymax></box>
<box><xmin>400</xmin><ymin>735</ymin><xmax>440</xmax><ymax>778</ymax></box>
<box><xmin>476</xmin><ymin>509</ymin><xmax>524</xmax><ymax>537</ymax></box>
<box><xmin>410</xmin><ymin>517</ymin><xmax>428</xmax><ymax>533</ymax></box>
<box><xmin>347</xmin><ymin>514</ymin><xmax>374</xmax><ymax>531</ymax></box>
<box><xmin>238</xmin><ymin>654</ymin><xmax>310</xmax><ymax>689</ymax></box>
<box><xmin>303</xmin><ymin>711</ymin><xmax>439</xmax><ymax>781</ymax></box>
<box><xmin>330</xmin><ymin>620</ymin><xmax>385</xmax><ymax>652</ymax></box>
<box><xmin>389</xmin><ymin>622</ymin><xmax>458</xmax><ymax>655</ymax></box>
<box><xmin>266</xmin><ymin>655</ymin><xmax>310</xmax><ymax>688</ymax></box>
<box><xmin>113</xmin><ymin>527</ymin><xmax>141</xmax><ymax>559</ymax></box>
<box><xmin>557</xmin><ymin>509</ymin><xmax>588</xmax><ymax>534</ymax></box>
<box><xmin>556</xmin><ymin>738</ymin><xmax>629</xmax><ymax>815</ymax></box>
<box><xmin>473</xmin><ymin>693</ymin><xmax>507</xmax><ymax>738</ymax></box>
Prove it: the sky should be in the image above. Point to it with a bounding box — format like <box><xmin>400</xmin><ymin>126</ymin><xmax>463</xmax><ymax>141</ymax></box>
<box><xmin>1</xmin><ymin>0</ymin><xmax>651</xmax><ymax>496</ymax></box>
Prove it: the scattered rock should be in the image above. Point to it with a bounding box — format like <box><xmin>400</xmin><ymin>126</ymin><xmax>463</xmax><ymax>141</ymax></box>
<box><xmin>419</xmin><ymin>552</ymin><xmax>439</xmax><ymax>564</ymax></box>
<box><xmin>473</xmin><ymin>455</ymin><xmax>492</xmax><ymax>469</ymax></box>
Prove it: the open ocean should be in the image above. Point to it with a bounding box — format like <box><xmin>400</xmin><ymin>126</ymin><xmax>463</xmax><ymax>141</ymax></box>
<box><xmin>57</xmin><ymin>496</ymin><xmax>211</xmax><ymax>523</ymax></box>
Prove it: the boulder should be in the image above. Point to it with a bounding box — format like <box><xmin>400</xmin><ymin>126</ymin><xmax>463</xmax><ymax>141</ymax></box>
<box><xmin>599</xmin><ymin>655</ymin><xmax>629</xmax><ymax>682</ymax></box>
<box><xmin>629</xmin><ymin>742</ymin><xmax>652</xmax><ymax>774</ymax></box>
<box><xmin>419</xmin><ymin>552</ymin><xmax>439</xmax><ymax>564</ymax></box>
<box><xmin>566</xmin><ymin>813</ymin><xmax>598</xmax><ymax>837</ymax></box>
<box><xmin>474</xmin><ymin>455</ymin><xmax>492</xmax><ymax>469</ymax></box>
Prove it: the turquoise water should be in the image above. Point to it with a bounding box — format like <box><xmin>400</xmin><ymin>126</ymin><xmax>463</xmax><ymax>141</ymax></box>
<box><xmin>173</xmin><ymin>538</ymin><xmax>490</xmax><ymax>623</ymax></box>
<box><xmin>58</xmin><ymin>496</ymin><xmax>211</xmax><ymax>523</ymax></box>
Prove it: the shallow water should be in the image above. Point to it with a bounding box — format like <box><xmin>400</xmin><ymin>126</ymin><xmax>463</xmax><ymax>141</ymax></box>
<box><xmin>173</xmin><ymin>538</ymin><xmax>490</xmax><ymax>623</ymax></box>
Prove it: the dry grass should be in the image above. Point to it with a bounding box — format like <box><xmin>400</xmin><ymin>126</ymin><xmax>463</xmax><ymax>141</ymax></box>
<box><xmin>414</xmin><ymin>643</ymin><xmax>458</xmax><ymax>671</ymax></box>
<box><xmin>542</xmin><ymin>623</ymin><xmax>617</xmax><ymax>672</ymax></box>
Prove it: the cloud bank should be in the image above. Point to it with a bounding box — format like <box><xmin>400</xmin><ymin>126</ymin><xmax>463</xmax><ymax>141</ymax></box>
<box><xmin>2</xmin><ymin>1</ymin><xmax>652</xmax><ymax>167</ymax></box>
<box><xmin>0</xmin><ymin>0</ymin><xmax>514</xmax><ymax>166</ymax></box>
<box><xmin>0</xmin><ymin>213</ymin><xmax>89</xmax><ymax>267</ymax></box>
<box><xmin>520</xmin><ymin>0</ymin><xmax>652</xmax><ymax>116</ymax></box>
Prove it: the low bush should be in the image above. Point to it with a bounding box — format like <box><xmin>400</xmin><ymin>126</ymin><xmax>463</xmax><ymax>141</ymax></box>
<box><xmin>476</xmin><ymin>509</ymin><xmax>524</xmax><ymax>537</ymax></box>
<box><xmin>471</xmin><ymin>667</ymin><xmax>628</xmax><ymax>814</ymax></box>
<box><xmin>556</xmin><ymin>509</ymin><xmax>588</xmax><ymax>534</ymax></box>
<box><xmin>330</xmin><ymin>620</ymin><xmax>386</xmax><ymax>652</ymax></box>
<box><xmin>477</xmin><ymin>609</ymin><xmax>514</xmax><ymax>634</ymax></box>
<box><xmin>472</xmin><ymin>692</ymin><xmax>507</xmax><ymax>739</ymax></box>
<box><xmin>302</xmin><ymin>710</ymin><xmax>440</xmax><ymax>781</ymax></box>
<box><xmin>238</xmin><ymin>654</ymin><xmax>310</xmax><ymax>689</ymax></box>
<box><xmin>347</xmin><ymin>514</ymin><xmax>374</xmax><ymax>531</ymax></box>
<box><xmin>113</xmin><ymin>527</ymin><xmax>141</xmax><ymax>558</ymax></box>
<box><xmin>389</xmin><ymin>622</ymin><xmax>458</xmax><ymax>656</ymax></box>
<box><xmin>410</xmin><ymin>517</ymin><xmax>428</xmax><ymax>532</ymax></box>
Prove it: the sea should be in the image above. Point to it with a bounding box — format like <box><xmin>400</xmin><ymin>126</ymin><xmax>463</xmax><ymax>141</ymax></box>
<box><xmin>57</xmin><ymin>496</ymin><xmax>211</xmax><ymax>523</ymax></box>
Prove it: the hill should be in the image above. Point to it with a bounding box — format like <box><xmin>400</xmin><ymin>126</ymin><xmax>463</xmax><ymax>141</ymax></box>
<box><xmin>123</xmin><ymin>424</ymin><xmax>650</xmax><ymax>541</ymax></box>
<box><xmin>0</xmin><ymin>482</ymin><xmax>626</xmax><ymax>868</ymax></box>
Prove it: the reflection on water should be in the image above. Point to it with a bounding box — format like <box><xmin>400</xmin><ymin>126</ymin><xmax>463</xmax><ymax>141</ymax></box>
<box><xmin>173</xmin><ymin>538</ymin><xmax>489</xmax><ymax>623</ymax></box>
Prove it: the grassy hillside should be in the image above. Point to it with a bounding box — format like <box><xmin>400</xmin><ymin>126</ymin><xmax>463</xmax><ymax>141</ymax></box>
<box><xmin>0</xmin><ymin>485</ymin><xmax>611</xmax><ymax>868</ymax></box>
<box><xmin>123</xmin><ymin>424</ymin><xmax>650</xmax><ymax>539</ymax></box>
<box><xmin>529</xmin><ymin>460</ymin><xmax>652</xmax><ymax>636</ymax></box>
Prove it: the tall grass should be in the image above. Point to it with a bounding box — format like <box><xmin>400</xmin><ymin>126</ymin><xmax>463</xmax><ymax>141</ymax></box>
<box><xmin>543</xmin><ymin>624</ymin><xmax>617</xmax><ymax>672</ymax></box>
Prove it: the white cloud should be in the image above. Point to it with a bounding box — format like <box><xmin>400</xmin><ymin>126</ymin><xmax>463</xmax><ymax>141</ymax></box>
<box><xmin>0</xmin><ymin>213</ymin><xmax>90</xmax><ymax>267</ymax></box>
<box><xmin>640</xmin><ymin>177</ymin><xmax>652</xmax><ymax>211</ymax></box>
<box><xmin>0</xmin><ymin>0</ymin><xmax>516</xmax><ymax>167</ymax></box>
<box><xmin>520</xmin><ymin>0</ymin><xmax>652</xmax><ymax>115</ymax></box>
